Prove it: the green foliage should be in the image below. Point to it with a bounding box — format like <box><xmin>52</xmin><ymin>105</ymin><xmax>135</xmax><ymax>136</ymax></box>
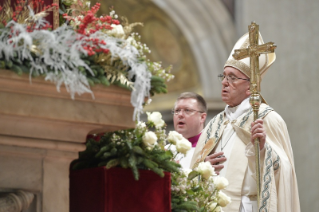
<box><xmin>150</xmin><ymin>75</ymin><xmax>167</xmax><ymax>96</ymax></box>
<box><xmin>71</xmin><ymin>127</ymin><xmax>181</xmax><ymax>181</ymax></box>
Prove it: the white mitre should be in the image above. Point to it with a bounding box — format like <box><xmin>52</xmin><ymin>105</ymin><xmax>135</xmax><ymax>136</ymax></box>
<box><xmin>224</xmin><ymin>32</ymin><xmax>276</xmax><ymax>79</ymax></box>
<box><xmin>224</xmin><ymin>32</ymin><xmax>276</xmax><ymax>103</ymax></box>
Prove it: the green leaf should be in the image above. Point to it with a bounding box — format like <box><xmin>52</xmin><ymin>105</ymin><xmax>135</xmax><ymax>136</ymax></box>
<box><xmin>171</xmin><ymin>197</ymin><xmax>181</xmax><ymax>204</ymax></box>
<box><xmin>0</xmin><ymin>60</ymin><xmax>6</xmax><ymax>69</ymax></box>
<box><xmin>142</xmin><ymin>158</ymin><xmax>157</xmax><ymax>169</ymax></box>
<box><xmin>172</xmin><ymin>201</ymin><xmax>199</xmax><ymax>211</ymax></box>
<box><xmin>83</xmin><ymin>59</ymin><xmax>90</xmax><ymax>65</ymax></box>
<box><xmin>110</xmin><ymin>147</ymin><xmax>117</xmax><ymax>155</ymax></box>
<box><xmin>132</xmin><ymin>146</ymin><xmax>144</xmax><ymax>155</ymax></box>
<box><xmin>136</xmin><ymin>156</ymin><xmax>144</xmax><ymax>165</ymax></box>
<box><xmin>151</xmin><ymin>167</ymin><xmax>164</xmax><ymax>178</ymax></box>
<box><xmin>150</xmin><ymin>75</ymin><xmax>165</xmax><ymax>83</ymax></box>
<box><xmin>188</xmin><ymin>170</ymin><xmax>200</xmax><ymax>180</ymax></box>
<box><xmin>98</xmin><ymin>161</ymin><xmax>108</xmax><ymax>166</ymax></box>
<box><xmin>5</xmin><ymin>60</ymin><xmax>13</xmax><ymax>68</ymax></box>
<box><xmin>192</xmin><ymin>185</ymin><xmax>202</xmax><ymax>192</ymax></box>
<box><xmin>99</xmin><ymin>76</ymin><xmax>110</xmax><ymax>86</ymax></box>
<box><xmin>87</xmin><ymin>78</ymin><xmax>94</xmax><ymax>86</ymax></box>
<box><xmin>126</xmin><ymin>140</ymin><xmax>133</xmax><ymax>150</ymax></box>
<box><xmin>156</xmin><ymin>151</ymin><xmax>173</xmax><ymax>161</ymax></box>
<box><xmin>95</xmin><ymin>145</ymin><xmax>111</xmax><ymax>158</ymax></box>
<box><xmin>186</xmin><ymin>190</ymin><xmax>195</xmax><ymax>195</ymax></box>
<box><xmin>119</xmin><ymin>156</ymin><xmax>129</xmax><ymax>168</ymax></box>
<box><xmin>128</xmin><ymin>154</ymin><xmax>137</xmax><ymax>168</ymax></box>
<box><xmin>199</xmin><ymin>206</ymin><xmax>206</xmax><ymax>212</ymax></box>
<box><xmin>101</xmin><ymin>152</ymin><xmax>112</xmax><ymax>159</ymax></box>
<box><xmin>131</xmin><ymin>165</ymin><xmax>139</xmax><ymax>180</ymax></box>
<box><xmin>106</xmin><ymin>158</ymin><xmax>119</xmax><ymax>169</ymax></box>
<box><xmin>161</xmin><ymin>161</ymin><xmax>180</xmax><ymax>173</ymax></box>
<box><xmin>20</xmin><ymin>65</ymin><xmax>29</xmax><ymax>73</ymax></box>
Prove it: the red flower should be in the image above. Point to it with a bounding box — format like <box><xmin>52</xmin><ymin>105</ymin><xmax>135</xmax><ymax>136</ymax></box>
<box><xmin>112</xmin><ymin>20</ymin><xmax>120</xmax><ymax>25</ymax></box>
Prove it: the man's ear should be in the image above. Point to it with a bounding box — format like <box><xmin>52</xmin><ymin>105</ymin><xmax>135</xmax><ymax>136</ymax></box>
<box><xmin>246</xmin><ymin>84</ymin><xmax>251</xmax><ymax>95</ymax></box>
<box><xmin>201</xmin><ymin>113</ymin><xmax>207</xmax><ymax>124</ymax></box>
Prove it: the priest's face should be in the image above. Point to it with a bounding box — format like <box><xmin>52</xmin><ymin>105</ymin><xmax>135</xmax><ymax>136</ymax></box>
<box><xmin>173</xmin><ymin>98</ymin><xmax>206</xmax><ymax>139</ymax></box>
<box><xmin>221</xmin><ymin>67</ymin><xmax>250</xmax><ymax>107</ymax></box>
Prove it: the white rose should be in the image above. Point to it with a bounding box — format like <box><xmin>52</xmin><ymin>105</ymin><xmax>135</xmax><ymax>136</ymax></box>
<box><xmin>214</xmin><ymin>176</ymin><xmax>229</xmax><ymax>190</ymax></box>
<box><xmin>209</xmin><ymin>202</ymin><xmax>223</xmax><ymax>212</ymax></box>
<box><xmin>197</xmin><ymin>161</ymin><xmax>215</xmax><ymax>180</ymax></box>
<box><xmin>175</xmin><ymin>138</ymin><xmax>191</xmax><ymax>155</ymax></box>
<box><xmin>146</xmin><ymin>112</ymin><xmax>165</xmax><ymax>129</ymax></box>
<box><xmin>167</xmin><ymin>131</ymin><xmax>184</xmax><ymax>145</ymax></box>
<box><xmin>218</xmin><ymin>191</ymin><xmax>231</xmax><ymax>207</ymax></box>
<box><xmin>107</xmin><ymin>24</ymin><xmax>125</xmax><ymax>38</ymax></box>
<box><xmin>142</xmin><ymin>131</ymin><xmax>158</xmax><ymax>149</ymax></box>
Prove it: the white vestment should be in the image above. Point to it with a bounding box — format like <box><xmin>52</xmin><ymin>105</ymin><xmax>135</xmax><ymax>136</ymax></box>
<box><xmin>190</xmin><ymin>101</ymin><xmax>300</xmax><ymax>212</ymax></box>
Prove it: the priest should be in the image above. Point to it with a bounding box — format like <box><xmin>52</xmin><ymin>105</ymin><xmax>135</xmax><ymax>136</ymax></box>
<box><xmin>190</xmin><ymin>31</ymin><xmax>300</xmax><ymax>212</ymax></box>
<box><xmin>172</xmin><ymin>92</ymin><xmax>207</xmax><ymax>169</ymax></box>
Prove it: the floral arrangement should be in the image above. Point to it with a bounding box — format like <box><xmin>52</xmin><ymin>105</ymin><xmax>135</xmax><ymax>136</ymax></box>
<box><xmin>71</xmin><ymin>111</ymin><xmax>181</xmax><ymax>181</ymax></box>
<box><xmin>72</xmin><ymin>111</ymin><xmax>231</xmax><ymax>212</ymax></box>
<box><xmin>171</xmin><ymin>162</ymin><xmax>231</xmax><ymax>212</ymax></box>
<box><xmin>0</xmin><ymin>0</ymin><xmax>173</xmax><ymax>120</ymax></box>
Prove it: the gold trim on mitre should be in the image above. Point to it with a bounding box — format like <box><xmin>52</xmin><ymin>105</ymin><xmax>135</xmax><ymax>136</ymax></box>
<box><xmin>224</xmin><ymin>32</ymin><xmax>276</xmax><ymax>79</ymax></box>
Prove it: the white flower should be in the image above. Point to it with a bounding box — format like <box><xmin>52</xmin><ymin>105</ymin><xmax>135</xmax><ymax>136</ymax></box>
<box><xmin>126</xmin><ymin>36</ymin><xmax>138</xmax><ymax>46</ymax></box>
<box><xmin>146</xmin><ymin>112</ymin><xmax>165</xmax><ymax>129</ymax></box>
<box><xmin>214</xmin><ymin>176</ymin><xmax>229</xmax><ymax>190</ymax></box>
<box><xmin>209</xmin><ymin>202</ymin><xmax>223</xmax><ymax>212</ymax></box>
<box><xmin>70</xmin><ymin>15</ymin><xmax>83</xmax><ymax>28</ymax></box>
<box><xmin>136</xmin><ymin>121</ymin><xmax>146</xmax><ymax>129</ymax></box>
<box><xmin>207</xmin><ymin>176</ymin><xmax>216</xmax><ymax>192</ymax></box>
<box><xmin>175</xmin><ymin>138</ymin><xmax>191</xmax><ymax>155</ymax></box>
<box><xmin>167</xmin><ymin>131</ymin><xmax>184</xmax><ymax>145</ymax></box>
<box><xmin>107</xmin><ymin>24</ymin><xmax>125</xmax><ymax>38</ymax></box>
<box><xmin>142</xmin><ymin>131</ymin><xmax>158</xmax><ymax>149</ymax></box>
<box><xmin>136</xmin><ymin>121</ymin><xmax>146</xmax><ymax>136</ymax></box>
<box><xmin>218</xmin><ymin>191</ymin><xmax>231</xmax><ymax>207</ymax></box>
<box><xmin>197</xmin><ymin>161</ymin><xmax>215</xmax><ymax>180</ymax></box>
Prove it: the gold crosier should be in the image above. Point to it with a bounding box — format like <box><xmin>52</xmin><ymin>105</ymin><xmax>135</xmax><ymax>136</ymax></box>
<box><xmin>232</xmin><ymin>22</ymin><xmax>276</xmax><ymax>209</ymax></box>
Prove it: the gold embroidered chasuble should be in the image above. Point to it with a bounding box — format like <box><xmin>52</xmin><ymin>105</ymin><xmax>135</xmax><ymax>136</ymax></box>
<box><xmin>190</xmin><ymin>103</ymin><xmax>300</xmax><ymax>212</ymax></box>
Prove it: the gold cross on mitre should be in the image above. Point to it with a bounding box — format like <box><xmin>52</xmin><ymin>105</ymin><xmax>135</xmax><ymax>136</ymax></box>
<box><xmin>232</xmin><ymin>22</ymin><xmax>277</xmax><ymax>210</ymax></box>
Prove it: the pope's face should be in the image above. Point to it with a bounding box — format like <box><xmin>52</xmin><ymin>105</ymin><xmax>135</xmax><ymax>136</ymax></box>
<box><xmin>221</xmin><ymin>67</ymin><xmax>250</xmax><ymax>107</ymax></box>
<box><xmin>173</xmin><ymin>98</ymin><xmax>206</xmax><ymax>139</ymax></box>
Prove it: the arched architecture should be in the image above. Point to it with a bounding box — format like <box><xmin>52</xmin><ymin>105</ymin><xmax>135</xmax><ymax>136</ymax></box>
<box><xmin>152</xmin><ymin>0</ymin><xmax>236</xmax><ymax>103</ymax></box>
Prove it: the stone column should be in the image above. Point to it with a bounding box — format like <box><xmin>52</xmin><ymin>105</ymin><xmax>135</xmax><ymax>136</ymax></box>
<box><xmin>0</xmin><ymin>190</ymin><xmax>34</xmax><ymax>212</ymax></box>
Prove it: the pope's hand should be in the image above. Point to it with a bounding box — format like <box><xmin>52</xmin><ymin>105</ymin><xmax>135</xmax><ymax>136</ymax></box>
<box><xmin>204</xmin><ymin>152</ymin><xmax>227</xmax><ymax>175</ymax></box>
<box><xmin>251</xmin><ymin>119</ymin><xmax>266</xmax><ymax>150</ymax></box>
